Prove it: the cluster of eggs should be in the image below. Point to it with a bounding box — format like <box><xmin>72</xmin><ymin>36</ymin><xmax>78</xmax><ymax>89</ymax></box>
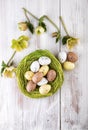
<box><xmin>58</xmin><ymin>51</ymin><xmax>78</xmax><ymax>70</ymax></box>
<box><xmin>24</xmin><ymin>56</ymin><xmax>56</xmax><ymax>95</ymax></box>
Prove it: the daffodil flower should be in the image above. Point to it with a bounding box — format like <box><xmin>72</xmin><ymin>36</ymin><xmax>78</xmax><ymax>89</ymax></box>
<box><xmin>35</xmin><ymin>26</ymin><xmax>45</xmax><ymax>35</ymax></box>
<box><xmin>18</xmin><ymin>22</ymin><xmax>28</xmax><ymax>31</ymax></box>
<box><xmin>2</xmin><ymin>66</ymin><xmax>15</xmax><ymax>78</ymax></box>
<box><xmin>11</xmin><ymin>35</ymin><xmax>29</xmax><ymax>52</ymax></box>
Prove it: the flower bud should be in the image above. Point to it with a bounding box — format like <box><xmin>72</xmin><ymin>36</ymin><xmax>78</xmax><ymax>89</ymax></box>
<box><xmin>52</xmin><ymin>32</ymin><xmax>58</xmax><ymax>37</ymax></box>
<box><xmin>18</xmin><ymin>22</ymin><xmax>28</xmax><ymax>31</ymax></box>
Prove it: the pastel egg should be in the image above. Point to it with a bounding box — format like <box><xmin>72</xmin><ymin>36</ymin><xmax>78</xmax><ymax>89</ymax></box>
<box><xmin>39</xmin><ymin>84</ymin><xmax>51</xmax><ymax>95</ymax></box>
<box><xmin>37</xmin><ymin>77</ymin><xmax>48</xmax><ymax>86</ymax></box>
<box><xmin>32</xmin><ymin>72</ymin><xmax>43</xmax><ymax>83</ymax></box>
<box><xmin>47</xmin><ymin>69</ymin><xmax>56</xmax><ymax>82</ymax></box>
<box><xmin>26</xmin><ymin>80</ymin><xmax>36</xmax><ymax>92</ymax></box>
<box><xmin>39</xmin><ymin>65</ymin><xmax>49</xmax><ymax>76</ymax></box>
<box><xmin>30</xmin><ymin>61</ymin><xmax>40</xmax><ymax>72</ymax></box>
<box><xmin>58</xmin><ymin>51</ymin><xmax>67</xmax><ymax>63</ymax></box>
<box><xmin>24</xmin><ymin>71</ymin><xmax>34</xmax><ymax>80</ymax></box>
<box><xmin>38</xmin><ymin>56</ymin><xmax>51</xmax><ymax>65</ymax></box>
<box><xmin>67</xmin><ymin>52</ymin><xmax>78</xmax><ymax>63</ymax></box>
<box><xmin>63</xmin><ymin>61</ymin><xmax>75</xmax><ymax>70</ymax></box>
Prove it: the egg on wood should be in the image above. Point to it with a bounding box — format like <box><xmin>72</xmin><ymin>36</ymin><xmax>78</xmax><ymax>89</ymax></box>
<box><xmin>63</xmin><ymin>61</ymin><xmax>75</xmax><ymax>70</ymax></box>
<box><xmin>30</xmin><ymin>61</ymin><xmax>40</xmax><ymax>72</ymax></box>
<box><xmin>37</xmin><ymin>77</ymin><xmax>48</xmax><ymax>86</ymax></box>
<box><xmin>38</xmin><ymin>56</ymin><xmax>51</xmax><ymax>65</ymax></box>
<box><xmin>39</xmin><ymin>65</ymin><xmax>49</xmax><ymax>76</ymax></box>
<box><xmin>58</xmin><ymin>51</ymin><xmax>67</xmax><ymax>63</ymax></box>
<box><xmin>39</xmin><ymin>84</ymin><xmax>51</xmax><ymax>95</ymax></box>
<box><xmin>67</xmin><ymin>52</ymin><xmax>78</xmax><ymax>63</ymax></box>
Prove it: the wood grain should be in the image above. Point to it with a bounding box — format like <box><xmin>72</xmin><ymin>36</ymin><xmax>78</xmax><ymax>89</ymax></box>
<box><xmin>61</xmin><ymin>0</ymin><xmax>88</xmax><ymax>130</ymax></box>
<box><xmin>0</xmin><ymin>0</ymin><xmax>88</xmax><ymax>130</ymax></box>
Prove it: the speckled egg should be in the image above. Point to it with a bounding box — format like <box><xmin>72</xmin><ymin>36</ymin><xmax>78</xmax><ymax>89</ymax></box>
<box><xmin>24</xmin><ymin>71</ymin><xmax>34</xmax><ymax>80</ymax></box>
<box><xmin>30</xmin><ymin>61</ymin><xmax>40</xmax><ymax>72</ymax></box>
<box><xmin>39</xmin><ymin>65</ymin><xmax>49</xmax><ymax>76</ymax></box>
<box><xmin>32</xmin><ymin>72</ymin><xmax>43</xmax><ymax>83</ymax></box>
<box><xmin>26</xmin><ymin>80</ymin><xmax>36</xmax><ymax>92</ymax></box>
<box><xmin>63</xmin><ymin>61</ymin><xmax>75</xmax><ymax>70</ymax></box>
<box><xmin>38</xmin><ymin>56</ymin><xmax>51</xmax><ymax>65</ymax></box>
<box><xmin>37</xmin><ymin>77</ymin><xmax>48</xmax><ymax>86</ymax></box>
<box><xmin>39</xmin><ymin>84</ymin><xmax>51</xmax><ymax>95</ymax></box>
<box><xmin>58</xmin><ymin>51</ymin><xmax>67</xmax><ymax>63</ymax></box>
<box><xmin>47</xmin><ymin>69</ymin><xmax>56</xmax><ymax>82</ymax></box>
<box><xmin>67</xmin><ymin>52</ymin><xmax>78</xmax><ymax>63</ymax></box>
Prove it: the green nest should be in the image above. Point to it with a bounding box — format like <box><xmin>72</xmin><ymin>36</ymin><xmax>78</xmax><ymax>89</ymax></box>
<box><xmin>16</xmin><ymin>49</ymin><xmax>64</xmax><ymax>98</ymax></box>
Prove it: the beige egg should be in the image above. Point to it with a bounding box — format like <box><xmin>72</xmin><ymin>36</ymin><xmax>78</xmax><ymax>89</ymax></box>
<box><xmin>67</xmin><ymin>52</ymin><xmax>78</xmax><ymax>63</ymax></box>
<box><xmin>39</xmin><ymin>65</ymin><xmax>49</xmax><ymax>76</ymax></box>
<box><xmin>24</xmin><ymin>71</ymin><xmax>34</xmax><ymax>80</ymax></box>
<box><xmin>47</xmin><ymin>69</ymin><xmax>56</xmax><ymax>82</ymax></box>
<box><xmin>32</xmin><ymin>72</ymin><xmax>43</xmax><ymax>83</ymax></box>
<box><xmin>63</xmin><ymin>61</ymin><xmax>75</xmax><ymax>70</ymax></box>
<box><xmin>39</xmin><ymin>84</ymin><xmax>51</xmax><ymax>95</ymax></box>
<box><xmin>26</xmin><ymin>80</ymin><xmax>36</xmax><ymax>92</ymax></box>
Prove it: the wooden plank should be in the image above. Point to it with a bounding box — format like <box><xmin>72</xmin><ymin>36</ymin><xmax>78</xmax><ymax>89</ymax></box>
<box><xmin>22</xmin><ymin>0</ymin><xmax>61</xmax><ymax>130</ymax></box>
<box><xmin>61</xmin><ymin>0</ymin><xmax>88</xmax><ymax>129</ymax></box>
<box><xmin>0</xmin><ymin>0</ymin><xmax>61</xmax><ymax>130</ymax></box>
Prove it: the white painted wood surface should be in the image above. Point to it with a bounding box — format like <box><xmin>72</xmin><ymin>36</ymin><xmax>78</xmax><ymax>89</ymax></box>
<box><xmin>0</xmin><ymin>0</ymin><xmax>88</xmax><ymax>130</ymax></box>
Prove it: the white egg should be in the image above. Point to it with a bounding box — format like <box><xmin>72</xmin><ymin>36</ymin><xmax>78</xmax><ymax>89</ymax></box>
<box><xmin>58</xmin><ymin>51</ymin><xmax>67</xmax><ymax>63</ymax></box>
<box><xmin>30</xmin><ymin>61</ymin><xmax>40</xmax><ymax>72</ymax></box>
<box><xmin>37</xmin><ymin>77</ymin><xmax>48</xmax><ymax>86</ymax></box>
<box><xmin>38</xmin><ymin>56</ymin><xmax>51</xmax><ymax>65</ymax></box>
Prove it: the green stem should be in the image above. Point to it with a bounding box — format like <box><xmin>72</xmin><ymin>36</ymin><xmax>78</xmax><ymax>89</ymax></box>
<box><xmin>59</xmin><ymin>16</ymin><xmax>69</xmax><ymax>36</ymax></box>
<box><xmin>42</xmin><ymin>15</ymin><xmax>60</xmax><ymax>32</ymax></box>
<box><xmin>23</xmin><ymin>8</ymin><xmax>60</xmax><ymax>32</ymax></box>
<box><xmin>23</xmin><ymin>9</ymin><xmax>30</xmax><ymax>22</ymax></box>
<box><xmin>7</xmin><ymin>51</ymin><xmax>16</xmax><ymax>66</ymax></box>
<box><xmin>23</xmin><ymin>8</ymin><xmax>39</xmax><ymax>21</ymax></box>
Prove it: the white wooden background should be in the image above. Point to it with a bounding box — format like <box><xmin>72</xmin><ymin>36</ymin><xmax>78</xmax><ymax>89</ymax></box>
<box><xmin>0</xmin><ymin>0</ymin><xmax>88</xmax><ymax>130</ymax></box>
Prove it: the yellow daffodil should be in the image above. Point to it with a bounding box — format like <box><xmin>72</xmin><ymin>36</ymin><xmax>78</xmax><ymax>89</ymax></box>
<box><xmin>2</xmin><ymin>66</ymin><xmax>15</xmax><ymax>78</ymax></box>
<box><xmin>18</xmin><ymin>22</ymin><xmax>28</xmax><ymax>31</ymax></box>
<box><xmin>11</xmin><ymin>35</ymin><xmax>29</xmax><ymax>52</ymax></box>
<box><xmin>35</xmin><ymin>26</ymin><xmax>45</xmax><ymax>35</ymax></box>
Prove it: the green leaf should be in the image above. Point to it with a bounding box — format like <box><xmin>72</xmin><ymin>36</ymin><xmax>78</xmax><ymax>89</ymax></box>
<box><xmin>62</xmin><ymin>35</ymin><xmax>71</xmax><ymax>45</ymax></box>
<box><xmin>56</xmin><ymin>32</ymin><xmax>61</xmax><ymax>43</ymax></box>
<box><xmin>1</xmin><ymin>61</ymin><xmax>7</xmax><ymax>67</ymax></box>
<box><xmin>1</xmin><ymin>61</ymin><xmax>7</xmax><ymax>76</ymax></box>
<box><xmin>39</xmin><ymin>21</ymin><xmax>47</xmax><ymax>32</ymax></box>
<box><xmin>26</xmin><ymin>22</ymin><xmax>34</xmax><ymax>34</ymax></box>
<box><xmin>39</xmin><ymin>16</ymin><xmax>44</xmax><ymax>22</ymax></box>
